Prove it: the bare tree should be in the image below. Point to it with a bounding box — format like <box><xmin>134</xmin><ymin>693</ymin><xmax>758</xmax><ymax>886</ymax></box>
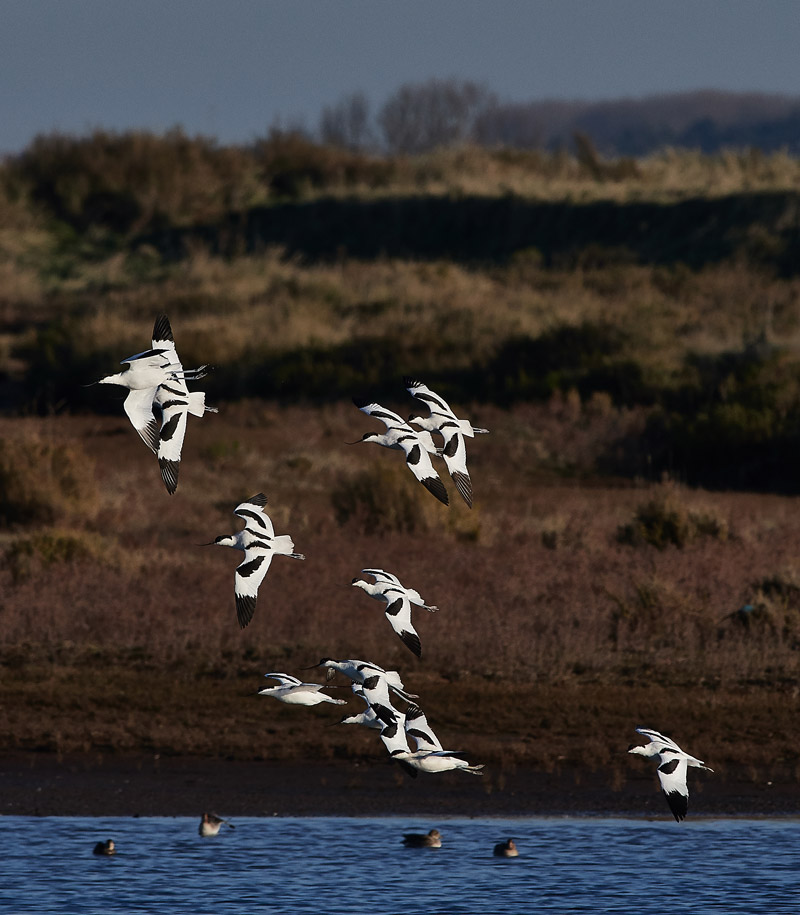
<box><xmin>319</xmin><ymin>92</ymin><xmax>374</xmax><ymax>151</ymax></box>
<box><xmin>378</xmin><ymin>78</ymin><xmax>496</xmax><ymax>154</ymax></box>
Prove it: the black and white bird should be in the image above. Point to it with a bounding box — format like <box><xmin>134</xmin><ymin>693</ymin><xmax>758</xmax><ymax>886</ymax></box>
<box><xmin>350</xmin><ymin>398</ymin><xmax>449</xmax><ymax>505</ymax></box>
<box><xmin>403</xmin><ymin>703</ymin><xmax>443</xmax><ymax>752</ymax></box>
<box><xmin>628</xmin><ymin>727</ymin><xmax>713</xmax><ymax>822</ymax></box>
<box><xmin>404</xmin><ymin>377</ymin><xmax>488</xmax><ymax>508</ymax></box>
<box><xmin>307</xmin><ymin>658</ymin><xmax>416</xmax><ymax>727</ymax></box>
<box><xmin>372</xmin><ymin>700</ymin><xmax>483</xmax><ymax>777</ymax></box>
<box><xmin>94</xmin><ymin>314</ymin><xmax>209</xmax><ymax>456</ymax></box>
<box><xmin>257</xmin><ymin>672</ymin><xmax>347</xmax><ymax>707</ymax></box>
<box><xmin>351</xmin><ymin>569</ymin><xmax>438</xmax><ymax>658</ymax></box>
<box><xmin>338</xmin><ymin>684</ymin><xmax>384</xmax><ymax>729</ymax></box>
<box><xmin>151</xmin><ymin>317</ymin><xmax>216</xmax><ymax>494</ymax></box>
<box><xmin>209</xmin><ymin>493</ymin><xmax>305</xmax><ymax>629</ymax></box>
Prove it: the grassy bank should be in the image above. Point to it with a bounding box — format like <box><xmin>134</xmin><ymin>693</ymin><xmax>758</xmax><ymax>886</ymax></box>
<box><xmin>0</xmin><ymin>409</ymin><xmax>798</xmax><ymax>779</ymax></box>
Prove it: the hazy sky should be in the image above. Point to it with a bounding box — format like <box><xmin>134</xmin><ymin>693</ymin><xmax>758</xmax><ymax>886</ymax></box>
<box><xmin>2</xmin><ymin>1</ymin><xmax>798</xmax><ymax>154</ymax></box>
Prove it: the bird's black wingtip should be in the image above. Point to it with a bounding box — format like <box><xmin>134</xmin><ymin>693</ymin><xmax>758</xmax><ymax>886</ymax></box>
<box><xmin>421</xmin><ymin>476</ymin><xmax>449</xmax><ymax>505</ymax></box>
<box><xmin>663</xmin><ymin>790</ymin><xmax>688</xmax><ymax>822</ymax></box>
<box><xmin>352</xmin><ymin>396</ymin><xmax>370</xmax><ymax>410</ymax></box>
<box><xmin>158</xmin><ymin>458</ymin><xmax>179</xmax><ymax>495</ymax></box>
<box><xmin>236</xmin><ymin>594</ymin><xmax>257</xmax><ymax>629</ymax></box>
<box><xmin>152</xmin><ymin>314</ymin><xmax>173</xmax><ymax>343</ymax></box>
<box><xmin>401</xmin><ymin>630</ymin><xmax>422</xmax><ymax>658</ymax></box>
<box><xmin>451</xmin><ymin>471</ymin><xmax>473</xmax><ymax>508</ymax></box>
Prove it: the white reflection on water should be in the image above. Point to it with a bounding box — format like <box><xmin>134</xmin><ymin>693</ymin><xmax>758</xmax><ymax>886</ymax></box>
<box><xmin>0</xmin><ymin>816</ymin><xmax>798</xmax><ymax>914</ymax></box>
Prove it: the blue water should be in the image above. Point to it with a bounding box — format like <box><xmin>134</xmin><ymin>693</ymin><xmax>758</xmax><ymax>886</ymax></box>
<box><xmin>1</xmin><ymin>816</ymin><xmax>798</xmax><ymax>914</ymax></box>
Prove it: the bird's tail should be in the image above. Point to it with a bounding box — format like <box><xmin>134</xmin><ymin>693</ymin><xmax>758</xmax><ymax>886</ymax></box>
<box><xmin>187</xmin><ymin>390</ymin><xmax>208</xmax><ymax>417</ymax></box>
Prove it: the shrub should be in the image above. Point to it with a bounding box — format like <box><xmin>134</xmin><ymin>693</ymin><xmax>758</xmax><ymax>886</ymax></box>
<box><xmin>617</xmin><ymin>487</ymin><xmax>729</xmax><ymax>549</ymax></box>
<box><xmin>331</xmin><ymin>464</ymin><xmax>432</xmax><ymax>535</ymax></box>
<box><xmin>4</xmin><ymin>530</ymin><xmax>105</xmax><ymax>582</ymax></box>
<box><xmin>0</xmin><ymin>436</ymin><xmax>97</xmax><ymax>527</ymax></box>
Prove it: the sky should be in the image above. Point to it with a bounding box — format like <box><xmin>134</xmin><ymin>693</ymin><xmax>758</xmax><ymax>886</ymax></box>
<box><xmin>2</xmin><ymin>0</ymin><xmax>799</xmax><ymax>154</ymax></box>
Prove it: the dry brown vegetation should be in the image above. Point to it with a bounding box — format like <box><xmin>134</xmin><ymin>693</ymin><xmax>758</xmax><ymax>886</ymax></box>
<box><xmin>1</xmin><ymin>133</ymin><xmax>799</xmax><ymax>791</ymax></box>
<box><xmin>0</xmin><ymin>406</ymin><xmax>798</xmax><ymax>781</ymax></box>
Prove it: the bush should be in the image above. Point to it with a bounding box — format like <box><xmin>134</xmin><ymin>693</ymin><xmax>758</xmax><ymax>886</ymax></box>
<box><xmin>331</xmin><ymin>464</ymin><xmax>432</xmax><ymax>535</ymax></box>
<box><xmin>4</xmin><ymin>530</ymin><xmax>105</xmax><ymax>582</ymax></box>
<box><xmin>617</xmin><ymin>488</ymin><xmax>729</xmax><ymax>549</ymax></box>
<box><xmin>0</xmin><ymin>436</ymin><xmax>97</xmax><ymax>527</ymax></box>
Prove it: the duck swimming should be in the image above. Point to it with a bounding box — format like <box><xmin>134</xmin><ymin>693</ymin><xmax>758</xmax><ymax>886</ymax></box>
<box><xmin>493</xmin><ymin>838</ymin><xmax>519</xmax><ymax>857</ymax></box>
<box><xmin>93</xmin><ymin>839</ymin><xmax>115</xmax><ymax>856</ymax></box>
<box><xmin>402</xmin><ymin>829</ymin><xmax>442</xmax><ymax>848</ymax></box>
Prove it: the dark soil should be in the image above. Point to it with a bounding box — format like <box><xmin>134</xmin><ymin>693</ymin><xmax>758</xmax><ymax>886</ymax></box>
<box><xmin>2</xmin><ymin>752</ymin><xmax>796</xmax><ymax>819</ymax></box>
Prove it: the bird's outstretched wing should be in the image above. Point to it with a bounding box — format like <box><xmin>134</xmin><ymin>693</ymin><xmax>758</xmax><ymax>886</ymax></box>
<box><xmin>403</xmin><ymin>376</ymin><xmax>455</xmax><ymax>420</ymax></box>
<box><xmin>438</xmin><ymin>423</ymin><xmax>472</xmax><ymax>508</ymax></box>
<box><xmin>234</xmin><ymin>545</ymin><xmax>275</xmax><ymax>628</ymax></box>
<box><xmin>635</xmin><ymin>727</ymin><xmax>682</xmax><ymax>753</ymax></box>
<box><xmin>398</xmin><ymin>434</ymin><xmax>449</xmax><ymax>505</ymax></box>
<box><xmin>404</xmin><ymin>703</ymin><xmax>443</xmax><ymax>751</ymax></box>
<box><xmin>383</xmin><ymin>591</ymin><xmax>422</xmax><ymax>657</ymax></box>
<box><xmin>352</xmin><ymin>398</ymin><xmax>410</xmax><ymax>431</ymax></box>
<box><xmin>656</xmin><ymin>755</ymin><xmax>690</xmax><ymax>822</ymax></box>
<box><xmin>361</xmin><ymin>568</ymin><xmax>402</xmax><ymax>586</ymax></box>
<box><xmin>123</xmin><ymin>388</ymin><xmax>160</xmax><ymax>453</ymax></box>
<box><xmin>263</xmin><ymin>672</ymin><xmax>303</xmax><ymax>686</ymax></box>
<box><xmin>234</xmin><ymin>493</ymin><xmax>276</xmax><ymax>537</ymax></box>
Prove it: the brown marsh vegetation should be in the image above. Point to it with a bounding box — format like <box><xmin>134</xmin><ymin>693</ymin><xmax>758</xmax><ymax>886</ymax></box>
<box><xmin>0</xmin><ymin>132</ymin><xmax>799</xmax><ymax>791</ymax></box>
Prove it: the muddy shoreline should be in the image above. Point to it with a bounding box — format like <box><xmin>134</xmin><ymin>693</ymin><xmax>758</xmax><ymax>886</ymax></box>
<box><xmin>2</xmin><ymin>752</ymin><xmax>797</xmax><ymax>819</ymax></box>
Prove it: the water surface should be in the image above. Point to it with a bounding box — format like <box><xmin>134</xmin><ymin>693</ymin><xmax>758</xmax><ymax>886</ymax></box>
<box><xmin>1</xmin><ymin>816</ymin><xmax>798</xmax><ymax>914</ymax></box>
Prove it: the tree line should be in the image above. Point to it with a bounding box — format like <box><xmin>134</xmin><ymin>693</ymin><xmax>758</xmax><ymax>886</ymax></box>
<box><xmin>316</xmin><ymin>79</ymin><xmax>800</xmax><ymax>156</ymax></box>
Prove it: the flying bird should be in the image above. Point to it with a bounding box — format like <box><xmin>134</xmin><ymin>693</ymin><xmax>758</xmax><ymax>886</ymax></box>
<box><xmin>150</xmin><ymin>316</ymin><xmax>217</xmax><ymax>494</ymax></box>
<box><xmin>404</xmin><ymin>377</ymin><xmax>488</xmax><ymax>508</ymax></box>
<box><xmin>350</xmin><ymin>398</ymin><xmax>449</xmax><ymax>505</ymax></box>
<box><xmin>307</xmin><ymin>658</ymin><xmax>416</xmax><ymax>727</ymax></box>
<box><xmin>373</xmin><ymin>700</ymin><xmax>483</xmax><ymax>777</ymax></box>
<box><xmin>93</xmin><ymin>313</ymin><xmax>210</xmax><ymax>456</ymax></box>
<box><xmin>351</xmin><ymin>569</ymin><xmax>438</xmax><ymax>657</ymax></box>
<box><xmin>257</xmin><ymin>672</ymin><xmax>347</xmax><ymax>707</ymax></box>
<box><xmin>209</xmin><ymin>493</ymin><xmax>305</xmax><ymax>629</ymax></box>
<box><xmin>628</xmin><ymin>727</ymin><xmax>713</xmax><ymax>821</ymax></box>
<box><xmin>338</xmin><ymin>684</ymin><xmax>383</xmax><ymax>729</ymax></box>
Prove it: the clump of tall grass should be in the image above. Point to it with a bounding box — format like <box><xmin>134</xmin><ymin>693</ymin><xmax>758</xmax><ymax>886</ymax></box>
<box><xmin>617</xmin><ymin>486</ymin><xmax>729</xmax><ymax>549</ymax></box>
<box><xmin>331</xmin><ymin>464</ymin><xmax>442</xmax><ymax>535</ymax></box>
<box><xmin>0</xmin><ymin>436</ymin><xmax>97</xmax><ymax>526</ymax></box>
<box><xmin>4</xmin><ymin>529</ymin><xmax>107</xmax><ymax>583</ymax></box>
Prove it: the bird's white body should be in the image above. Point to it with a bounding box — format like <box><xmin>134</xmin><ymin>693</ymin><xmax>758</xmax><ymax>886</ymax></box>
<box><xmin>404</xmin><ymin>377</ymin><xmax>488</xmax><ymax>508</ymax></box>
<box><xmin>257</xmin><ymin>672</ymin><xmax>347</xmax><ymax>706</ymax></box>
<box><xmin>212</xmin><ymin>493</ymin><xmax>305</xmax><ymax>629</ymax></box>
<box><xmin>628</xmin><ymin>727</ymin><xmax>713</xmax><ymax>822</ymax></box>
<box><xmin>351</xmin><ymin>569</ymin><xmax>438</xmax><ymax>658</ymax></box>
<box><xmin>352</xmin><ymin>398</ymin><xmax>449</xmax><ymax>505</ymax></box>
<box><xmin>339</xmin><ymin>684</ymin><xmax>383</xmax><ymax>729</ymax></box>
